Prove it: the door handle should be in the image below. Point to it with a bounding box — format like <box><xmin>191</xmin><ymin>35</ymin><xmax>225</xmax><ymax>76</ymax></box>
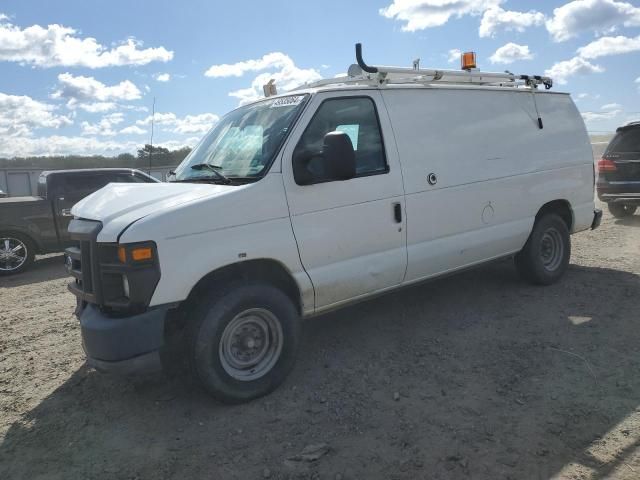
<box><xmin>393</xmin><ymin>202</ymin><xmax>402</xmax><ymax>223</ymax></box>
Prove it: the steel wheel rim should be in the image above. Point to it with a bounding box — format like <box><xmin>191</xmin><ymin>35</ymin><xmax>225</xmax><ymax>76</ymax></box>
<box><xmin>540</xmin><ymin>227</ymin><xmax>563</xmax><ymax>272</ymax></box>
<box><xmin>0</xmin><ymin>237</ymin><xmax>28</xmax><ymax>272</ymax></box>
<box><xmin>219</xmin><ymin>308</ymin><xmax>283</xmax><ymax>381</ymax></box>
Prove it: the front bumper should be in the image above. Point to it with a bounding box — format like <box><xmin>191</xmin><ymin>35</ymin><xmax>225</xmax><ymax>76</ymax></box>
<box><xmin>78</xmin><ymin>302</ymin><xmax>169</xmax><ymax>375</ymax></box>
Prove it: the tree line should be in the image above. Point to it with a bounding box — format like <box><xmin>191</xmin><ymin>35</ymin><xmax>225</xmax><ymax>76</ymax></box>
<box><xmin>0</xmin><ymin>145</ymin><xmax>192</xmax><ymax>170</ymax></box>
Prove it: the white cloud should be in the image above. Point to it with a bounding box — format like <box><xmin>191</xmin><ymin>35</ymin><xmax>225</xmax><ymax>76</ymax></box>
<box><xmin>447</xmin><ymin>48</ymin><xmax>462</xmax><ymax>64</ymax></box>
<box><xmin>205</xmin><ymin>52</ymin><xmax>293</xmax><ymax>78</ymax></box>
<box><xmin>0</xmin><ymin>134</ymin><xmax>137</xmax><ymax>158</ymax></box>
<box><xmin>52</xmin><ymin>73</ymin><xmax>142</xmax><ymax>105</ymax></box>
<box><xmin>601</xmin><ymin>103</ymin><xmax>622</xmax><ymax>110</ymax></box>
<box><xmin>0</xmin><ymin>92</ymin><xmax>72</xmax><ymax>137</ymax></box>
<box><xmin>0</xmin><ymin>13</ymin><xmax>8</xmax><ymax>21</ymax></box>
<box><xmin>0</xmin><ymin>18</ymin><xmax>173</xmax><ymax>68</ymax></box>
<box><xmin>379</xmin><ymin>0</ymin><xmax>501</xmax><ymax>31</ymax></box>
<box><xmin>173</xmin><ymin>113</ymin><xmax>219</xmax><ymax>134</ymax></box>
<box><xmin>80</xmin><ymin>112</ymin><xmax>125</xmax><ymax>137</ymax></box>
<box><xmin>136</xmin><ymin>112</ymin><xmax>177</xmax><ymax>126</ymax></box>
<box><xmin>576</xmin><ymin>92</ymin><xmax>601</xmax><ymax>100</ymax></box>
<box><xmin>154</xmin><ymin>73</ymin><xmax>171</xmax><ymax>82</ymax></box>
<box><xmin>479</xmin><ymin>7</ymin><xmax>545</xmax><ymax>38</ymax></box>
<box><xmin>489</xmin><ymin>43</ymin><xmax>533</xmax><ymax>64</ymax></box>
<box><xmin>120</xmin><ymin>125</ymin><xmax>147</xmax><ymax>135</ymax></box>
<box><xmin>206</xmin><ymin>52</ymin><xmax>321</xmax><ymax>105</ymax></box>
<box><xmin>546</xmin><ymin>0</ymin><xmax>640</xmax><ymax>42</ymax></box>
<box><xmin>577</xmin><ymin>35</ymin><xmax>640</xmax><ymax>59</ymax></box>
<box><xmin>74</xmin><ymin>102</ymin><xmax>118</xmax><ymax>113</ymax></box>
<box><xmin>136</xmin><ymin>112</ymin><xmax>219</xmax><ymax>134</ymax></box>
<box><xmin>545</xmin><ymin>57</ymin><xmax>604</xmax><ymax>84</ymax></box>
<box><xmin>582</xmin><ymin>109</ymin><xmax>622</xmax><ymax>122</ymax></box>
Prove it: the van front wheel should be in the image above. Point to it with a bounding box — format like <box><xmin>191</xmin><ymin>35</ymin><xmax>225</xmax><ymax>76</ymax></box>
<box><xmin>187</xmin><ymin>284</ymin><xmax>301</xmax><ymax>404</ymax></box>
<box><xmin>515</xmin><ymin>214</ymin><xmax>570</xmax><ymax>285</ymax></box>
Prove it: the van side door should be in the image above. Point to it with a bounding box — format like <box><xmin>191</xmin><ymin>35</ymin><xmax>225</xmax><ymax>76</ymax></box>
<box><xmin>282</xmin><ymin>92</ymin><xmax>407</xmax><ymax>310</ymax></box>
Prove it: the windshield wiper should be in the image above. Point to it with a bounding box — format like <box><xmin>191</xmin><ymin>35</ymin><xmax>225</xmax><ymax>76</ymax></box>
<box><xmin>190</xmin><ymin>163</ymin><xmax>231</xmax><ymax>183</ymax></box>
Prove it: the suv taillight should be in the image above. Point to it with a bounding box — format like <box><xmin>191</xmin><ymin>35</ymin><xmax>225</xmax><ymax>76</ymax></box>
<box><xmin>597</xmin><ymin>158</ymin><xmax>617</xmax><ymax>172</ymax></box>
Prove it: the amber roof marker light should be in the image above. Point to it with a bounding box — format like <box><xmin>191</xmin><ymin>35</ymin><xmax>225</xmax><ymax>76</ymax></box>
<box><xmin>461</xmin><ymin>52</ymin><xmax>477</xmax><ymax>71</ymax></box>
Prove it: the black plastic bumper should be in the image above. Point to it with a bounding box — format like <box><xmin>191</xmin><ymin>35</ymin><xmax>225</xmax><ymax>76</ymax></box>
<box><xmin>598</xmin><ymin>193</ymin><xmax>640</xmax><ymax>206</ymax></box>
<box><xmin>591</xmin><ymin>209</ymin><xmax>603</xmax><ymax>230</ymax></box>
<box><xmin>78</xmin><ymin>303</ymin><xmax>169</xmax><ymax>375</ymax></box>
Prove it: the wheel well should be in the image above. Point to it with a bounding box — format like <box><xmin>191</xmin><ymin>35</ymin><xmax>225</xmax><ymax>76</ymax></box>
<box><xmin>536</xmin><ymin>200</ymin><xmax>573</xmax><ymax>231</ymax></box>
<box><xmin>185</xmin><ymin>259</ymin><xmax>302</xmax><ymax>315</ymax></box>
<box><xmin>0</xmin><ymin>229</ymin><xmax>38</xmax><ymax>252</ymax></box>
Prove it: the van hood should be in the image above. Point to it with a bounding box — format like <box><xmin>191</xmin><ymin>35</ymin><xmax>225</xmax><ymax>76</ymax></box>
<box><xmin>71</xmin><ymin>182</ymin><xmax>238</xmax><ymax>238</ymax></box>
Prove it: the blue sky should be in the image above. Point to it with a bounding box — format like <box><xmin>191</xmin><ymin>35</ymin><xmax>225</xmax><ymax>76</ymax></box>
<box><xmin>0</xmin><ymin>0</ymin><xmax>639</xmax><ymax>158</ymax></box>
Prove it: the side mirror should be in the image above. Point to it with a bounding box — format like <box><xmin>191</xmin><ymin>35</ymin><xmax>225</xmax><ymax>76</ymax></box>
<box><xmin>322</xmin><ymin>131</ymin><xmax>356</xmax><ymax>181</ymax></box>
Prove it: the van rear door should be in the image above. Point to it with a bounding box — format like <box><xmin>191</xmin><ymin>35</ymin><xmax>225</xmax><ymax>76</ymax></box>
<box><xmin>282</xmin><ymin>91</ymin><xmax>407</xmax><ymax>310</ymax></box>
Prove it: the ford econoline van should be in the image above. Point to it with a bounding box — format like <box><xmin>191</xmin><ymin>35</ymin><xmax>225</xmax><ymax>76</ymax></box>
<box><xmin>66</xmin><ymin>46</ymin><xmax>601</xmax><ymax>403</ymax></box>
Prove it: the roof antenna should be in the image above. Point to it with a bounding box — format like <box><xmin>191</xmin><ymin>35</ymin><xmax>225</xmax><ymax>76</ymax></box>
<box><xmin>149</xmin><ymin>96</ymin><xmax>156</xmax><ymax>174</ymax></box>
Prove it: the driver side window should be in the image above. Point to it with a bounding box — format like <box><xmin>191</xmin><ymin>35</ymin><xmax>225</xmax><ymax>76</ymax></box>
<box><xmin>293</xmin><ymin>97</ymin><xmax>388</xmax><ymax>183</ymax></box>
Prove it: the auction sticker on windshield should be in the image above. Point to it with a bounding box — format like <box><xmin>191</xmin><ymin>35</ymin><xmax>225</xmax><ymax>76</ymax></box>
<box><xmin>269</xmin><ymin>95</ymin><xmax>305</xmax><ymax>108</ymax></box>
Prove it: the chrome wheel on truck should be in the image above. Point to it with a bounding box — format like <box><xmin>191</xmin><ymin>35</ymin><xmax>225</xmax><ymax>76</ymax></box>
<box><xmin>0</xmin><ymin>235</ymin><xmax>34</xmax><ymax>275</ymax></box>
<box><xmin>187</xmin><ymin>284</ymin><xmax>301</xmax><ymax>404</ymax></box>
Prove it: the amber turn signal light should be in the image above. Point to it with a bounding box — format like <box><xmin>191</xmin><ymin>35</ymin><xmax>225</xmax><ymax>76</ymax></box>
<box><xmin>118</xmin><ymin>244</ymin><xmax>155</xmax><ymax>263</ymax></box>
<box><xmin>131</xmin><ymin>247</ymin><xmax>153</xmax><ymax>262</ymax></box>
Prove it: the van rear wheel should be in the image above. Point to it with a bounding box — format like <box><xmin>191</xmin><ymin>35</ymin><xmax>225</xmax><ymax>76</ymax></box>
<box><xmin>186</xmin><ymin>284</ymin><xmax>301</xmax><ymax>404</ymax></box>
<box><xmin>607</xmin><ymin>203</ymin><xmax>637</xmax><ymax>218</ymax></box>
<box><xmin>515</xmin><ymin>214</ymin><xmax>570</xmax><ymax>285</ymax></box>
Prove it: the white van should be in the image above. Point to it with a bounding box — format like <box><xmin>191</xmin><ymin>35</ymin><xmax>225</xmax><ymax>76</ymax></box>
<box><xmin>67</xmin><ymin>45</ymin><xmax>601</xmax><ymax>403</ymax></box>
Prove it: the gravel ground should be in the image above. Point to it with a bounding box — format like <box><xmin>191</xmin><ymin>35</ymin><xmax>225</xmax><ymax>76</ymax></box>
<box><xmin>1</xmin><ymin>202</ymin><xmax>639</xmax><ymax>480</ymax></box>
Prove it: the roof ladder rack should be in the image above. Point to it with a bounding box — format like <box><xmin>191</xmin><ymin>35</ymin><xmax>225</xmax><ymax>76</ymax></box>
<box><xmin>297</xmin><ymin>44</ymin><xmax>554</xmax><ymax>91</ymax></box>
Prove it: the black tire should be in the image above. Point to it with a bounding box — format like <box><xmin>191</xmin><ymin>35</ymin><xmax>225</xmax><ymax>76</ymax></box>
<box><xmin>515</xmin><ymin>214</ymin><xmax>570</xmax><ymax>286</ymax></box>
<box><xmin>0</xmin><ymin>232</ymin><xmax>35</xmax><ymax>276</ymax></box>
<box><xmin>607</xmin><ymin>203</ymin><xmax>637</xmax><ymax>218</ymax></box>
<box><xmin>186</xmin><ymin>283</ymin><xmax>301</xmax><ymax>404</ymax></box>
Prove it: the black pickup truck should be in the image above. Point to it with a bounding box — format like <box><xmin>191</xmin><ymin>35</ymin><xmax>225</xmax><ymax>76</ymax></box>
<box><xmin>0</xmin><ymin>168</ymin><xmax>158</xmax><ymax>275</ymax></box>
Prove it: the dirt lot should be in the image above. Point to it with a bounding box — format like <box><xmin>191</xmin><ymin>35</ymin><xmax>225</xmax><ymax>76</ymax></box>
<box><xmin>1</xmin><ymin>203</ymin><xmax>639</xmax><ymax>480</ymax></box>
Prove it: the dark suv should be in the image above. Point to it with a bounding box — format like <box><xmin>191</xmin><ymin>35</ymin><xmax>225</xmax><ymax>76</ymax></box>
<box><xmin>597</xmin><ymin>121</ymin><xmax>640</xmax><ymax>218</ymax></box>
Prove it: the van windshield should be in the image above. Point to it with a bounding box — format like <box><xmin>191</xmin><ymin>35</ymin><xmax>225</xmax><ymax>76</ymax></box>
<box><xmin>607</xmin><ymin>128</ymin><xmax>640</xmax><ymax>154</ymax></box>
<box><xmin>171</xmin><ymin>94</ymin><xmax>309</xmax><ymax>182</ymax></box>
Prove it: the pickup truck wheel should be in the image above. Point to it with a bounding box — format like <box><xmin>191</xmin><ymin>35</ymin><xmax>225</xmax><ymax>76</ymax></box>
<box><xmin>515</xmin><ymin>214</ymin><xmax>570</xmax><ymax>286</ymax></box>
<box><xmin>607</xmin><ymin>203</ymin><xmax>637</xmax><ymax>218</ymax></box>
<box><xmin>0</xmin><ymin>234</ymin><xmax>34</xmax><ymax>276</ymax></box>
<box><xmin>187</xmin><ymin>284</ymin><xmax>301</xmax><ymax>404</ymax></box>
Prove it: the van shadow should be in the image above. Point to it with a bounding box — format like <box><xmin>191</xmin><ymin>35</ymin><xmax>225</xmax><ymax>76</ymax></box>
<box><xmin>0</xmin><ymin>254</ymin><xmax>67</xmax><ymax>288</ymax></box>
<box><xmin>1</xmin><ymin>260</ymin><xmax>639</xmax><ymax>479</ymax></box>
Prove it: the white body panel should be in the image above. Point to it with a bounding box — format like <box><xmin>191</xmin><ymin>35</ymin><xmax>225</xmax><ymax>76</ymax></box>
<box><xmin>71</xmin><ymin>84</ymin><xmax>595</xmax><ymax>316</ymax></box>
<box><xmin>380</xmin><ymin>87</ymin><xmax>593</xmax><ymax>282</ymax></box>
